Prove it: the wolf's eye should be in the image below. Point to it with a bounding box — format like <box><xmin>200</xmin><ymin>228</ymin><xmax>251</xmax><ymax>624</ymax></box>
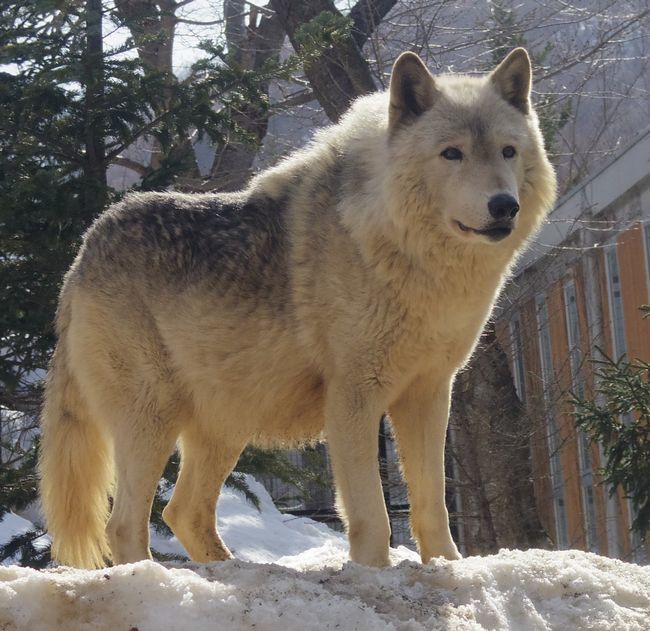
<box><xmin>502</xmin><ymin>145</ymin><xmax>516</xmax><ymax>159</ymax></box>
<box><xmin>441</xmin><ymin>147</ymin><xmax>463</xmax><ymax>161</ymax></box>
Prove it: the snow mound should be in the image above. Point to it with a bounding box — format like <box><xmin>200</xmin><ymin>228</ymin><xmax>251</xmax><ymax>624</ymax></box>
<box><xmin>1</xmin><ymin>549</ymin><xmax>649</xmax><ymax>630</ymax></box>
<box><xmin>2</xmin><ymin>477</ymin><xmax>648</xmax><ymax>629</ymax></box>
<box><xmin>151</xmin><ymin>475</ymin><xmax>349</xmax><ymax>564</ymax></box>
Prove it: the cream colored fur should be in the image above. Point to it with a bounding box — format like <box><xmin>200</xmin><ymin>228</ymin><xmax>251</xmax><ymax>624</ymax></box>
<box><xmin>39</xmin><ymin>49</ymin><xmax>556</xmax><ymax>569</ymax></box>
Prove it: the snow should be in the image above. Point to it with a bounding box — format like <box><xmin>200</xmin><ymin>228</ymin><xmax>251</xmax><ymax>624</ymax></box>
<box><xmin>1</xmin><ymin>477</ymin><xmax>649</xmax><ymax>630</ymax></box>
<box><xmin>0</xmin><ymin>512</ymin><xmax>50</xmax><ymax>562</ymax></box>
<box><xmin>1</xmin><ymin>548</ymin><xmax>648</xmax><ymax>630</ymax></box>
<box><xmin>151</xmin><ymin>475</ymin><xmax>349</xmax><ymax>564</ymax></box>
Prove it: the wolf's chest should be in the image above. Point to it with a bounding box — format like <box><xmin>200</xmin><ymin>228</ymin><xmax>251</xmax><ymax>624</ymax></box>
<box><xmin>389</xmin><ymin>269</ymin><xmax>503</xmax><ymax>373</ymax></box>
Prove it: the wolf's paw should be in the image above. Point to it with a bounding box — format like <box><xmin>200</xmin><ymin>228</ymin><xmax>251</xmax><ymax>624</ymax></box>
<box><xmin>420</xmin><ymin>540</ymin><xmax>462</xmax><ymax>564</ymax></box>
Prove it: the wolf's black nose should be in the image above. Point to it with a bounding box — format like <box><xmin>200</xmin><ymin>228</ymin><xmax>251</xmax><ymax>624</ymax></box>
<box><xmin>488</xmin><ymin>193</ymin><xmax>519</xmax><ymax>220</ymax></box>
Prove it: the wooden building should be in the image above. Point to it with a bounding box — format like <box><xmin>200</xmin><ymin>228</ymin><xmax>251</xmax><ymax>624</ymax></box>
<box><xmin>490</xmin><ymin>128</ymin><xmax>650</xmax><ymax>563</ymax></box>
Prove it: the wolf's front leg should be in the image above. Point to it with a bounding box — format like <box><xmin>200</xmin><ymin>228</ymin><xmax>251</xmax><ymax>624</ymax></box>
<box><xmin>325</xmin><ymin>382</ymin><xmax>391</xmax><ymax>567</ymax></box>
<box><xmin>389</xmin><ymin>374</ymin><xmax>461</xmax><ymax>563</ymax></box>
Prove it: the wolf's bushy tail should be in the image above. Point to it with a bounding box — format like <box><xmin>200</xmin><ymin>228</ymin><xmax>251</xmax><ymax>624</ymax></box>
<box><xmin>39</xmin><ymin>287</ymin><xmax>113</xmax><ymax>568</ymax></box>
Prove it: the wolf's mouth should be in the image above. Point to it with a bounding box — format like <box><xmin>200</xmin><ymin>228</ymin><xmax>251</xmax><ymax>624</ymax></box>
<box><xmin>455</xmin><ymin>220</ymin><xmax>512</xmax><ymax>241</ymax></box>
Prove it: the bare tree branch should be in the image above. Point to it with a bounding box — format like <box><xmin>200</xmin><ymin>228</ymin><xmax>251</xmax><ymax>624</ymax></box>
<box><xmin>110</xmin><ymin>156</ymin><xmax>149</xmax><ymax>177</ymax></box>
<box><xmin>271</xmin><ymin>89</ymin><xmax>316</xmax><ymax>111</ymax></box>
<box><xmin>539</xmin><ymin>8</ymin><xmax>650</xmax><ymax>82</ymax></box>
<box><xmin>176</xmin><ymin>17</ymin><xmax>224</xmax><ymax>26</ymax></box>
<box><xmin>349</xmin><ymin>0</ymin><xmax>398</xmax><ymax>49</ymax></box>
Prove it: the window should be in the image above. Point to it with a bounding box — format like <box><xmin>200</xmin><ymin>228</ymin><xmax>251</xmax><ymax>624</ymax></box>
<box><xmin>509</xmin><ymin>315</ymin><xmax>526</xmax><ymax>403</ymax></box>
<box><xmin>536</xmin><ymin>295</ymin><xmax>554</xmax><ymax>401</ymax></box>
<box><xmin>563</xmin><ymin>280</ymin><xmax>583</xmax><ymax>399</ymax></box>
<box><xmin>644</xmin><ymin>223</ymin><xmax>650</xmax><ymax>296</ymax></box>
<box><xmin>563</xmin><ymin>280</ymin><xmax>598</xmax><ymax>552</ymax></box>
<box><xmin>605</xmin><ymin>247</ymin><xmax>627</xmax><ymax>359</ymax></box>
<box><xmin>536</xmin><ymin>294</ymin><xmax>569</xmax><ymax>549</ymax></box>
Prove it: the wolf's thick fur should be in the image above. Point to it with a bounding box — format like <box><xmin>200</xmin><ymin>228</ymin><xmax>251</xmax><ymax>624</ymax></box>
<box><xmin>40</xmin><ymin>49</ymin><xmax>556</xmax><ymax>568</ymax></box>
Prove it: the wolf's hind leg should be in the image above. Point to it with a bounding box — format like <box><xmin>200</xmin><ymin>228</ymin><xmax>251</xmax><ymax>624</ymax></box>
<box><xmin>106</xmin><ymin>419</ymin><xmax>179</xmax><ymax>565</ymax></box>
<box><xmin>389</xmin><ymin>375</ymin><xmax>461</xmax><ymax>563</ymax></box>
<box><xmin>163</xmin><ymin>422</ymin><xmax>246</xmax><ymax>562</ymax></box>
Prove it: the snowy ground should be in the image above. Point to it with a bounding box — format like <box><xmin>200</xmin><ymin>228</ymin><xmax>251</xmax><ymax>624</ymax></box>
<box><xmin>1</xmin><ymin>477</ymin><xmax>649</xmax><ymax>630</ymax></box>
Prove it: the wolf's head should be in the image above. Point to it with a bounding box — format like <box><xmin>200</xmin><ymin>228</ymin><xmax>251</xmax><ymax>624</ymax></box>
<box><xmin>385</xmin><ymin>48</ymin><xmax>556</xmax><ymax>249</ymax></box>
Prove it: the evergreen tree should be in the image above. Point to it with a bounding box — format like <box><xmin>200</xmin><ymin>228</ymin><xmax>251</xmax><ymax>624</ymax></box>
<box><xmin>0</xmin><ymin>0</ymin><xmax>334</xmax><ymax>566</ymax></box>
<box><xmin>573</xmin><ymin>318</ymin><xmax>650</xmax><ymax>538</ymax></box>
<box><xmin>1</xmin><ymin>1</ymin><xmax>159</xmax><ymax>405</ymax></box>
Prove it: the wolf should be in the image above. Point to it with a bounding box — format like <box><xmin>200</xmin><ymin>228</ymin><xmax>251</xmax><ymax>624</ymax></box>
<box><xmin>39</xmin><ymin>48</ymin><xmax>556</xmax><ymax>569</ymax></box>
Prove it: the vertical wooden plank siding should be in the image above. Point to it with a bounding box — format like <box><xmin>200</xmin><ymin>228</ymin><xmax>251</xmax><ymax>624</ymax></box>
<box><xmin>519</xmin><ymin>298</ymin><xmax>556</xmax><ymax>544</ymax></box>
<box><xmin>547</xmin><ymin>280</ymin><xmax>586</xmax><ymax>550</ymax></box>
<box><xmin>573</xmin><ymin>264</ymin><xmax>608</xmax><ymax>554</ymax></box>
<box><xmin>617</xmin><ymin>224</ymin><xmax>650</xmax><ymax>361</ymax></box>
<box><xmin>598</xmin><ymin>246</ymin><xmax>633</xmax><ymax>560</ymax></box>
<box><xmin>614</xmin><ymin>224</ymin><xmax>650</xmax><ymax>561</ymax></box>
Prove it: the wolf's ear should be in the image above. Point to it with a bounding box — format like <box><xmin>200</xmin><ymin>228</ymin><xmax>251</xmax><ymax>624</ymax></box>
<box><xmin>490</xmin><ymin>48</ymin><xmax>532</xmax><ymax>114</ymax></box>
<box><xmin>389</xmin><ymin>52</ymin><xmax>437</xmax><ymax>130</ymax></box>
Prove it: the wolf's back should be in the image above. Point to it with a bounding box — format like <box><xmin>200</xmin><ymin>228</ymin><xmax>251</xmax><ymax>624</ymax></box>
<box><xmin>73</xmin><ymin>190</ymin><xmax>293</xmax><ymax>304</ymax></box>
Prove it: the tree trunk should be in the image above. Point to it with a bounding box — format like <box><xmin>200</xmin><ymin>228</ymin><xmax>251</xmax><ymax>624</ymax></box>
<box><xmin>269</xmin><ymin>0</ymin><xmax>377</xmax><ymax>122</ymax></box>
<box><xmin>113</xmin><ymin>0</ymin><xmax>199</xmax><ymax>177</ymax></box>
<box><xmin>83</xmin><ymin>0</ymin><xmax>107</xmax><ymax>217</ymax></box>
<box><xmin>450</xmin><ymin>324</ymin><xmax>549</xmax><ymax>554</ymax></box>
<box><xmin>203</xmin><ymin>3</ymin><xmax>285</xmax><ymax>191</ymax></box>
<box><xmin>113</xmin><ymin>0</ymin><xmax>176</xmax><ymax>76</ymax></box>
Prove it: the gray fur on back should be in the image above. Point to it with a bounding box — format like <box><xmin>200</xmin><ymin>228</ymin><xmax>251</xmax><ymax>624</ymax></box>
<box><xmin>76</xmin><ymin>190</ymin><xmax>294</xmax><ymax>302</ymax></box>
